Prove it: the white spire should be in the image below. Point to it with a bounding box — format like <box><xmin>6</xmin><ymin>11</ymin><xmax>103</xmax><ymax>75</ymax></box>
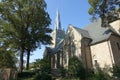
<box><xmin>54</xmin><ymin>8</ymin><xmax>61</xmax><ymax>30</ymax></box>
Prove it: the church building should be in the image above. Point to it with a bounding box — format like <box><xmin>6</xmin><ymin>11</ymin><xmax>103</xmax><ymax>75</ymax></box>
<box><xmin>44</xmin><ymin>10</ymin><xmax>120</xmax><ymax>71</ymax></box>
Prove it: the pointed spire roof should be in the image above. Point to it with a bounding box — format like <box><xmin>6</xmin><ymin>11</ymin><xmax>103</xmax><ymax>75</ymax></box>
<box><xmin>54</xmin><ymin>9</ymin><xmax>61</xmax><ymax>30</ymax></box>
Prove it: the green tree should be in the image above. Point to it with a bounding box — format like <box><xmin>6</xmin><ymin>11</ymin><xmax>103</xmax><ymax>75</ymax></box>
<box><xmin>0</xmin><ymin>47</ymin><xmax>17</xmax><ymax>68</ymax></box>
<box><xmin>0</xmin><ymin>0</ymin><xmax>51</xmax><ymax>72</ymax></box>
<box><xmin>88</xmin><ymin>0</ymin><xmax>120</xmax><ymax>27</ymax></box>
<box><xmin>25</xmin><ymin>28</ymin><xmax>52</xmax><ymax>70</ymax></box>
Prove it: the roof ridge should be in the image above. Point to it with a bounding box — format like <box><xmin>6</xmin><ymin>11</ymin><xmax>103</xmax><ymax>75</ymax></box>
<box><xmin>72</xmin><ymin>26</ymin><xmax>88</xmax><ymax>32</ymax></box>
<box><xmin>71</xmin><ymin>25</ymin><xmax>91</xmax><ymax>39</ymax></box>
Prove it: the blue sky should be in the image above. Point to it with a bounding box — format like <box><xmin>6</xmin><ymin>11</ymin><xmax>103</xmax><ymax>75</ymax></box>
<box><xmin>29</xmin><ymin>0</ymin><xmax>92</xmax><ymax>63</ymax></box>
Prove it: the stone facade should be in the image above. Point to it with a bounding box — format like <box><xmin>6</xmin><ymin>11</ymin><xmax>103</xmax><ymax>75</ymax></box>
<box><xmin>109</xmin><ymin>35</ymin><xmax>120</xmax><ymax>66</ymax></box>
<box><xmin>91</xmin><ymin>41</ymin><xmax>113</xmax><ymax>69</ymax></box>
<box><xmin>44</xmin><ymin>10</ymin><xmax>120</xmax><ymax>72</ymax></box>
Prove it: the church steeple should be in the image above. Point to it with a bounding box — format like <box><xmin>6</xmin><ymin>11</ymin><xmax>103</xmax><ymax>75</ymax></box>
<box><xmin>51</xmin><ymin>9</ymin><xmax>65</xmax><ymax>48</ymax></box>
<box><xmin>54</xmin><ymin>9</ymin><xmax>61</xmax><ymax>30</ymax></box>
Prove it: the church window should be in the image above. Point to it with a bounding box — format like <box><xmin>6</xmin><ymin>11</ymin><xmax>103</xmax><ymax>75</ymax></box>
<box><xmin>95</xmin><ymin>60</ymin><xmax>97</xmax><ymax>63</ymax></box>
<box><xmin>117</xmin><ymin>42</ymin><xmax>120</xmax><ymax>50</ymax></box>
<box><xmin>94</xmin><ymin>60</ymin><xmax>99</xmax><ymax>67</ymax></box>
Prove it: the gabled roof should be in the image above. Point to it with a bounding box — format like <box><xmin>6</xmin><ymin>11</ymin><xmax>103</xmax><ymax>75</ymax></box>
<box><xmin>46</xmin><ymin>47</ymin><xmax>53</xmax><ymax>53</ymax></box>
<box><xmin>73</xmin><ymin>26</ymin><xmax>91</xmax><ymax>39</ymax></box>
<box><xmin>83</xmin><ymin>19</ymin><xmax>112</xmax><ymax>44</ymax></box>
<box><xmin>69</xmin><ymin>19</ymin><xmax>115</xmax><ymax>45</ymax></box>
<box><xmin>44</xmin><ymin>39</ymin><xmax>64</xmax><ymax>55</ymax></box>
<box><xmin>52</xmin><ymin>39</ymin><xmax>64</xmax><ymax>53</ymax></box>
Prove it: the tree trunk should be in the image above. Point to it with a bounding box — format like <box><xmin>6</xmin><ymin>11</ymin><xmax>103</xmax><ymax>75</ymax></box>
<box><xmin>19</xmin><ymin>46</ymin><xmax>24</xmax><ymax>72</ymax></box>
<box><xmin>26</xmin><ymin>49</ymin><xmax>30</xmax><ymax>70</ymax></box>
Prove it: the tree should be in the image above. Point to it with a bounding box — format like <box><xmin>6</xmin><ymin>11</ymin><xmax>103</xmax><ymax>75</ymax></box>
<box><xmin>88</xmin><ymin>0</ymin><xmax>120</xmax><ymax>27</ymax></box>
<box><xmin>25</xmin><ymin>28</ymin><xmax>52</xmax><ymax>70</ymax></box>
<box><xmin>0</xmin><ymin>0</ymin><xmax>52</xmax><ymax>72</ymax></box>
<box><xmin>0</xmin><ymin>47</ymin><xmax>17</xmax><ymax>68</ymax></box>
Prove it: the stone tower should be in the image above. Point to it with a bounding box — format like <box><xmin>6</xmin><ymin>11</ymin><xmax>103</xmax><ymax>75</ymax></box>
<box><xmin>51</xmin><ymin>9</ymin><xmax>65</xmax><ymax>48</ymax></box>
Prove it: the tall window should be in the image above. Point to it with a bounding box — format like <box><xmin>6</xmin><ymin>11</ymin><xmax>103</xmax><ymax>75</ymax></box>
<box><xmin>117</xmin><ymin>42</ymin><xmax>120</xmax><ymax>50</ymax></box>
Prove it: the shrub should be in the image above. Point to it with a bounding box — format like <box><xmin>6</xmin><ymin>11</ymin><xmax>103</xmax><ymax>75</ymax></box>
<box><xmin>58</xmin><ymin>67</ymin><xmax>67</xmax><ymax>77</ymax></box>
<box><xmin>86</xmin><ymin>69</ymin><xmax>110</xmax><ymax>80</ymax></box>
<box><xmin>68</xmin><ymin>56</ymin><xmax>86</xmax><ymax>79</ymax></box>
<box><xmin>112</xmin><ymin>65</ymin><xmax>120</xmax><ymax>78</ymax></box>
<box><xmin>18</xmin><ymin>71</ymin><xmax>35</xmax><ymax>78</ymax></box>
<box><xmin>33</xmin><ymin>72</ymin><xmax>55</xmax><ymax>80</ymax></box>
<box><xmin>34</xmin><ymin>58</ymin><xmax>51</xmax><ymax>74</ymax></box>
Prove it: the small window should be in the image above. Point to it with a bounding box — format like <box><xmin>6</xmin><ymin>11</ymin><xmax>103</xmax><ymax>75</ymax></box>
<box><xmin>94</xmin><ymin>60</ymin><xmax>98</xmax><ymax>64</ymax></box>
<box><xmin>94</xmin><ymin>60</ymin><xmax>99</xmax><ymax>67</ymax></box>
<box><xmin>117</xmin><ymin>43</ymin><xmax>120</xmax><ymax>50</ymax></box>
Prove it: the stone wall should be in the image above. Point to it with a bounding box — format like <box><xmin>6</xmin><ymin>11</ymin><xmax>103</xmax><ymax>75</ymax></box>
<box><xmin>109</xmin><ymin>35</ymin><xmax>120</xmax><ymax>66</ymax></box>
<box><xmin>0</xmin><ymin>68</ymin><xmax>17</xmax><ymax>80</ymax></box>
<box><xmin>81</xmin><ymin>38</ymin><xmax>92</xmax><ymax>69</ymax></box>
<box><xmin>90</xmin><ymin>41</ymin><xmax>113</xmax><ymax>70</ymax></box>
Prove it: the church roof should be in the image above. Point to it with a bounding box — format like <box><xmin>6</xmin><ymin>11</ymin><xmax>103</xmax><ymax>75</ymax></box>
<box><xmin>83</xmin><ymin>19</ymin><xmax>112</xmax><ymax>44</ymax></box>
<box><xmin>73</xmin><ymin>26</ymin><xmax>91</xmax><ymax>39</ymax></box>
<box><xmin>44</xmin><ymin>39</ymin><xmax>64</xmax><ymax>55</ymax></box>
<box><xmin>52</xmin><ymin>39</ymin><xmax>64</xmax><ymax>53</ymax></box>
<box><xmin>46</xmin><ymin>47</ymin><xmax>53</xmax><ymax>53</ymax></box>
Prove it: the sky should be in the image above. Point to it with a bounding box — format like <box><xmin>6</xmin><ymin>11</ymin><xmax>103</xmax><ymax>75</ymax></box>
<box><xmin>29</xmin><ymin>0</ymin><xmax>92</xmax><ymax>63</ymax></box>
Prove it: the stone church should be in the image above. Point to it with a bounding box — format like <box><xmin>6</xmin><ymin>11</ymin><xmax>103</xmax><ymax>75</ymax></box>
<box><xmin>44</xmin><ymin>10</ymin><xmax>120</xmax><ymax>71</ymax></box>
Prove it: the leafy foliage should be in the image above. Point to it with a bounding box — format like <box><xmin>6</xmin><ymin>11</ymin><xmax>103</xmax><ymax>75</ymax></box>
<box><xmin>0</xmin><ymin>0</ymin><xmax>52</xmax><ymax>72</ymax></box>
<box><xmin>68</xmin><ymin>56</ymin><xmax>86</xmax><ymax>79</ymax></box>
<box><xmin>34</xmin><ymin>58</ymin><xmax>51</xmax><ymax>74</ymax></box>
<box><xmin>33</xmin><ymin>72</ymin><xmax>55</xmax><ymax>80</ymax></box>
<box><xmin>112</xmin><ymin>65</ymin><xmax>120</xmax><ymax>78</ymax></box>
<box><xmin>88</xmin><ymin>0</ymin><xmax>120</xmax><ymax>27</ymax></box>
<box><xmin>33</xmin><ymin>58</ymin><xmax>54</xmax><ymax>80</ymax></box>
<box><xmin>58</xmin><ymin>67</ymin><xmax>67</xmax><ymax>77</ymax></box>
<box><xmin>0</xmin><ymin>47</ymin><xmax>17</xmax><ymax>68</ymax></box>
<box><xmin>86</xmin><ymin>68</ymin><xmax>110</xmax><ymax>80</ymax></box>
